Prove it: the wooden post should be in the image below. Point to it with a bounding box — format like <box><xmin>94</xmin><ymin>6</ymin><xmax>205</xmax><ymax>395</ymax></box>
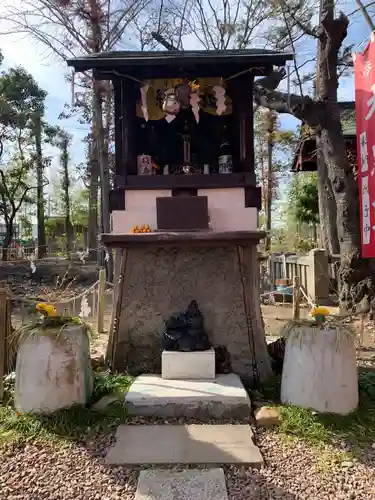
<box><xmin>97</xmin><ymin>268</ymin><xmax>106</xmax><ymax>333</ymax></box>
<box><xmin>282</xmin><ymin>254</ymin><xmax>287</xmax><ymax>279</ymax></box>
<box><xmin>0</xmin><ymin>284</ymin><xmax>8</xmax><ymax>400</ymax></box>
<box><xmin>293</xmin><ymin>275</ymin><xmax>301</xmax><ymax>320</ymax></box>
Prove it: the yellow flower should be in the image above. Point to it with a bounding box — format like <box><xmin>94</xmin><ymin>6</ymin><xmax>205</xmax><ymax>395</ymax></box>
<box><xmin>311</xmin><ymin>306</ymin><xmax>330</xmax><ymax>318</ymax></box>
<box><xmin>44</xmin><ymin>305</ymin><xmax>57</xmax><ymax>317</ymax></box>
<box><xmin>36</xmin><ymin>303</ymin><xmax>57</xmax><ymax>317</ymax></box>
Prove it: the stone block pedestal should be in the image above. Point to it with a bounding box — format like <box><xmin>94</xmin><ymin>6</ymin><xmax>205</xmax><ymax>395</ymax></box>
<box><xmin>124</xmin><ymin>373</ymin><xmax>251</xmax><ymax>419</ymax></box>
<box><xmin>162</xmin><ymin>348</ymin><xmax>215</xmax><ymax>380</ymax></box>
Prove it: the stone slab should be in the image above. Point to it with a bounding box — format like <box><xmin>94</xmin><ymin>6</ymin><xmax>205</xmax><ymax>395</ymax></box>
<box><xmin>124</xmin><ymin>373</ymin><xmax>251</xmax><ymax>419</ymax></box>
<box><xmin>106</xmin><ymin>424</ymin><xmax>263</xmax><ymax>467</ymax></box>
<box><xmin>135</xmin><ymin>468</ymin><xmax>228</xmax><ymax>500</ymax></box>
<box><xmin>162</xmin><ymin>349</ymin><xmax>216</xmax><ymax>380</ymax></box>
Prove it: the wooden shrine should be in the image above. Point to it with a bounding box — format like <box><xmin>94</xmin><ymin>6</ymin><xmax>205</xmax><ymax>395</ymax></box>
<box><xmin>68</xmin><ymin>49</ymin><xmax>293</xmax><ymax>381</ymax></box>
<box><xmin>291</xmin><ymin>101</ymin><xmax>357</xmax><ymax>173</ymax></box>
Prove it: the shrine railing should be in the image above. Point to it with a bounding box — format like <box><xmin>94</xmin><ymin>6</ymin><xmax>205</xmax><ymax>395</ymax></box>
<box><xmin>260</xmin><ymin>249</ymin><xmax>337</xmax><ymax>305</ymax></box>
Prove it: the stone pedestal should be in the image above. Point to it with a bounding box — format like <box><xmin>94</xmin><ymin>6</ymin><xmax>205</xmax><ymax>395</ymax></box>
<box><xmin>124</xmin><ymin>373</ymin><xmax>252</xmax><ymax>419</ymax></box>
<box><xmin>162</xmin><ymin>348</ymin><xmax>215</xmax><ymax>380</ymax></box>
<box><xmin>111</xmin><ymin>242</ymin><xmax>271</xmax><ymax>382</ymax></box>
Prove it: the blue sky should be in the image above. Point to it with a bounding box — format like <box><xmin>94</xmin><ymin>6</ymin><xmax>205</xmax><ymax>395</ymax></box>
<box><xmin>0</xmin><ymin>1</ymin><xmax>372</xmax><ymax>180</ymax></box>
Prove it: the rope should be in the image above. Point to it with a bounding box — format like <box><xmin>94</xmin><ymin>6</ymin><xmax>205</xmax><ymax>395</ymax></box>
<box><xmin>236</xmin><ymin>246</ymin><xmax>259</xmax><ymax>386</ymax></box>
<box><xmin>109</xmin><ymin>67</ymin><xmax>267</xmax><ymax>90</ymax></box>
<box><xmin>260</xmin><ymin>287</ymin><xmax>293</xmax><ymax>297</ymax></box>
<box><xmin>11</xmin><ymin>280</ymin><xmax>100</xmax><ymax>306</ymax></box>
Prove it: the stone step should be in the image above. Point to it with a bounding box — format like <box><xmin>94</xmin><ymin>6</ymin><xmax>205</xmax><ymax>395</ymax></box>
<box><xmin>135</xmin><ymin>468</ymin><xmax>228</xmax><ymax>500</ymax></box>
<box><xmin>106</xmin><ymin>424</ymin><xmax>264</xmax><ymax>468</ymax></box>
<box><xmin>124</xmin><ymin>373</ymin><xmax>251</xmax><ymax>420</ymax></box>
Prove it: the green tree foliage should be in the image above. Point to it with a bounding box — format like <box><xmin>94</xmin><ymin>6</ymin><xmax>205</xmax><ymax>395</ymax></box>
<box><xmin>0</xmin><ymin>49</ymin><xmax>51</xmax><ymax>259</ymax></box>
<box><xmin>288</xmin><ymin>172</ymin><xmax>319</xmax><ymax>226</ymax></box>
<box><xmin>0</xmin><ymin>161</ymin><xmax>35</xmax><ymax>259</ymax></box>
<box><xmin>272</xmin><ymin>172</ymin><xmax>319</xmax><ymax>253</ymax></box>
<box><xmin>0</xmin><ymin>66</ymin><xmax>46</xmax><ymax>150</ymax></box>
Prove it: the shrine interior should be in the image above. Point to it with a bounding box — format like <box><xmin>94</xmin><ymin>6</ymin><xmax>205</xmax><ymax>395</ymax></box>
<box><xmin>133</xmin><ymin>96</ymin><xmax>235</xmax><ymax>174</ymax></box>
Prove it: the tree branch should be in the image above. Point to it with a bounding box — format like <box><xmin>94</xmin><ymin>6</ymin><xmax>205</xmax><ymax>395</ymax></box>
<box><xmin>277</xmin><ymin>0</ymin><xmax>319</xmax><ymax>39</ymax></box>
<box><xmin>353</xmin><ymin>0</ymin><xmax>375</xmax><ymax>31</ymax></box>
<box><xmin>253</xmin><ymin>81</ymin><xmax>324</xmax><ymax>128</ymax></box>
<box><xmin>320</xmin><ymin>10</ymin><xmax>349</xmax><ymax>48</ymax></box>
<box><xmin>151</xmin><ymin>30</ymin><xmax>179</xmax><ymax>50</ymax></box>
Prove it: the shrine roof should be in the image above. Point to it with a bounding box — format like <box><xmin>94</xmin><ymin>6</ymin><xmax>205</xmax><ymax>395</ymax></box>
<box><xmin>67</xmin><ymin>49</ymin><xmax>294</xmax><ymax>78</ymax></box>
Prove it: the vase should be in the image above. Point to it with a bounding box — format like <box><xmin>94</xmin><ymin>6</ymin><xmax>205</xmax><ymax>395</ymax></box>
<box><xmin>15</xmin><ymin>324</ymin><xmax>93</xmax><ymax>414</ymax></box>
<box><xmin>281</xmin><ymin>326</ymin><xmax>358</xmax><ymax>415</ymax></box>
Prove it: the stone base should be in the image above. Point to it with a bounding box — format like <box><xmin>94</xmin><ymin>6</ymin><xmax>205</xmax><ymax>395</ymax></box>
<box><xmin>134</xmin><ymin>469</ymin><xmax>228</xmax><ymax>500</ymax></box>
<box><xmin>106</xmin><ymin>424</ymin><xmax>263</xmax><ymax>467</ymax></box>
<box><xmin>124</xmin><ymin>373</ymin><xmax>251</xmax><ymax>420</ymax></box>
<box><xmin>161</xmin><ymin>348</ymin><xmax>215</xmax><ymax>380</ymax></box>
<box><xmin>113</xmin><ymin>245</ymin><xmax>272</xmax><ymax>382</ymax></box>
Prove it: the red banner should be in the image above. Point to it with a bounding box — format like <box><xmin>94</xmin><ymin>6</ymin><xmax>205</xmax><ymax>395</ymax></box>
<box><xmin>354</xmin><ymin>37</ymin><xmax>375</xmax><ymax>258</ymax></box>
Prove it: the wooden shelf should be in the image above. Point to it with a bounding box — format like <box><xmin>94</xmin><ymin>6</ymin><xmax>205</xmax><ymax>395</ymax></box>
<box><xmin>122</xmin><ymin>173</ymin><xmax>256</xmax><ymax>190</ymax></box>
<box><xmin>101</xmin><ymin>230</ymin><xmax>266</xmax><ymax>248</ymax></box>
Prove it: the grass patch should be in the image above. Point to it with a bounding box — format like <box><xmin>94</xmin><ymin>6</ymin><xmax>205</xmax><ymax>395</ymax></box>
<box><xmin>0</xmin><ymin>370</ymin><xmax>134</xmax><ymax>450</ymax></box>
<box><xmin>261</xmin><ymin>370</ymin><xmax>375</xmax><ymax>453</ymax></box>
<box><xmin>92</xmin><ymin>370</ymin><xmax>132</xmax><ymax>403</ymax></box>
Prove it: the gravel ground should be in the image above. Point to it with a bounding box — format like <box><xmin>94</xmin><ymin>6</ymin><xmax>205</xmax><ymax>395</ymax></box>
<box><xmin>1</xmin><ymin>428</ymin><xmax>374</xmax><ymax>500</ymax></box>
<box><xmin>227</xmin><ymin>430</ymin><xmax>375</xmax><ymax>500</ymax></box>
<box><xmin>0</xmin><ymin>437</ymin><xmax>138</xmax><ymax>500</ymax></box>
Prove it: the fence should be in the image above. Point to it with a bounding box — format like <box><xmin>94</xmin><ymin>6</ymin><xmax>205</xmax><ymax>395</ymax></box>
<box><xmin>0</xmin><ymin>283</ymin><xmax>11</xmax><ymax>399</ymax></box>
<box><xmin>0</xmin><ymin>270</ymin><xmax>113</xmax><ymax>399</ymax></box>
<box><xmin>0</xmin><ymin>241</ymin><xmax>104</xmax><ymax>262</ymax></box>
<box><xmin>11</xmin><ymin>269</ymin><xmax>112</xmax><ymax>333</ymax></box>
<box><xmin>261</xmin><ymin>249</ymin><xmax>338</xmax><ymax>305</ymax></box>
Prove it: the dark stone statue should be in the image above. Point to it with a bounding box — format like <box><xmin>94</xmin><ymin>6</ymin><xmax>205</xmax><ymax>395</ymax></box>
<box><xmin>163</xmin><ymin>300</ymin><xmax>211</xmax><ymax>352</ymax></box>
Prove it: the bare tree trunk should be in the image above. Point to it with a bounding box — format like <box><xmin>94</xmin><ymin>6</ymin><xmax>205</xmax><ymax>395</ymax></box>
<box><xmin>103</xmin><ymin>85</ymin><xmax>113</xmax><ymax>180</ymax></box>
<box><xmin>34</xmin><ymin>113</ymin><xmax>46</xmax><ymax>259</ymax></box>
<box><xmin>2</xmin><ymin>218</ymin><xmax>13</xmax><ymax>262</ymax></box>
<box><xmin>87</xmin><ymin>139</ymin><xmax>99</xmax><ymax>256</ymax></box>
<box><xmin>316</xmin><ymin>134</ymin><xmax>340</xmax><ymax>253</ymax></box>
<box><xmin>265</xmin><ymin>111</ymin><xmax>275</xmax><ymax>252</ymax></box>
<box><xmin>316</xmin><ymin>2</ymin><xmax>373</xmax><ymax>309</ymax></box>
<box><xmin>61</xmin><ymin>138</ymin><xmax>74</xmax><ymax>254</ymax></box>
<box><xmin>93</xmin><ymin>80</ymin><xmax>113</xmax><ymax>279</ymax></box>
<box><xmin>89</xmin><ymin>0</ymin><xmax>113</xmax><ymax>280</ymax></box>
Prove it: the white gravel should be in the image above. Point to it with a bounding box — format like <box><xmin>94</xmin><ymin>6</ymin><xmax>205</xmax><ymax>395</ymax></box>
<box><xmin>1</xmin><ymin>429</ymin><xmax>374</xmax><ymax>499</ymax></box>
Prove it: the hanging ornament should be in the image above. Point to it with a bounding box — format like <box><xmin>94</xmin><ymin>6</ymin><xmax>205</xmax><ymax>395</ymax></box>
<box><xmin>80</xmin><ymin>295</ymin><xmax>91</xmax><ymax>318</ymax></box>
<box><xmin>140</xmin><ymin>83</ymin><xmax>149</xmax><ymax>121</ymax></box>
<box><xmin>163</xmin><ymin>93</ymin><xmax>180</xmax><ymax>116</ymax></box>
<box><xmin>77</xmin><ymin>249</ymin><xmax>89</xmax><ymax>264</ymax></box>
<box><xmin>212</xmin><ymin>85</ymin><xmax>227</xmax><ymax>115</ymax></box>
<box><xmin>29</xmin><ymin>256</ymin><xmax>36</xmax><ymax>274</ymax></box>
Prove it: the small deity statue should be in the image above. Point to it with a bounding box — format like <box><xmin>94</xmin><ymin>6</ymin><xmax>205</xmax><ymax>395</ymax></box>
<box><xmin>163</xmin><ymin>300</ymin><xmax>211</xmax><ymax>352</ymax></box>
